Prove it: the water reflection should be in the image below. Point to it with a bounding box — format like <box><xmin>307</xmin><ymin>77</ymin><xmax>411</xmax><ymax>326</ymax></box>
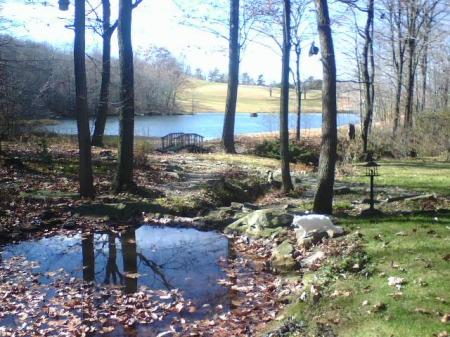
<box><xmin>2</xmin><ymin>226</ymin><xmax>229</xmax><ymax>310</ymax></box>
<box><xmin>81</xmin><ymin>232</ymin><xmax>95</xmax><ymax>282</ymax></box>
<box><xmin>121</xmin><ymin>227</ymin><xmax>138</xmax><ymax>293</ymax></box>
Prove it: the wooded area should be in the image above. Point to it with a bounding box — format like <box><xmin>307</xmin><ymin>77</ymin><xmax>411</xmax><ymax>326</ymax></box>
<box><xmin>0</xmin><ymin>0</ymin><xmax>449</xmax><ymax>336</ymax></box>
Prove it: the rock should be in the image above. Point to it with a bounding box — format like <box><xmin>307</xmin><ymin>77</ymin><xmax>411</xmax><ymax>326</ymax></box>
<box><xmin>164</xmin><ymin>172</ymin><xmax>180</xmax><ymax>180</ymax></box>
<box><xmin>293</xmin><ymin>214</ymin><xmax>344</xmax><ymax>247</ymax></box>
<box><xmin>242</xmin><ymin>202</ymin><xmax>259</xmax><ymax>211</ymax></box>
<box><xmin>225</xmin><ymin>208</ymin><xmax>294</xmax><ymax>238</ymax></box>
<box><xmin>388</xmin><ymin>276</ymin><xmax>406</xmax><ymax>287</ymax></box>
<box><xmin>301</xmin><ymin>250</ymin><xmax>325</xmax><ymax>268</ymax></box>
<box><xmin>165</xmin><ymin>164</ymin><xmax>183</xmax><ymax>172</ymax></box>
<box><xmin>230</xmin><ymin>202</ymin><xmax>244</xmax><ymax>210</ymax></box>
<box><xmin>62</xmin><ymin>219</ymin><xmax>77</xmax><ymax>229</ymax></box>
<box><xmin>271</xmin><ymin>240</ymin><xmax>297</xmax><ymax>272</ymax></box>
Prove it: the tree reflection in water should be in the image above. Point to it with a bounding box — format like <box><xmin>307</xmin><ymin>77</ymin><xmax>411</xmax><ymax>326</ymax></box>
<box><xmin>121</xmin><ymin>227</ymin><xmax>138</xmax><ymax>294</ymax></box>
<box><xmin>81</xmin><ymin>231</ymin><xmax>95</xmax><ymax>282</ymax></box>
<box><xmin>5</xmin><ymin>226</ymin><xmax>229</xmax><ymax>311</ymax></box>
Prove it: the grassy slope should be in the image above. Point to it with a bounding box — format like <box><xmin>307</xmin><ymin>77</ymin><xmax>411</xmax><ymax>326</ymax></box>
<box><xmin>344</xmin><ymin>159</ymin><xmax>450</xmax><ymax>196</ymax></box>
<box><xmin>281</xmin><ymin>159</ymin><xmax>450</xmax><ymax>337</ymax></box>
<box><xmin>178</xmin><ymin>79</ymin><xmax>323</xmax><ymax>113</ymax></box>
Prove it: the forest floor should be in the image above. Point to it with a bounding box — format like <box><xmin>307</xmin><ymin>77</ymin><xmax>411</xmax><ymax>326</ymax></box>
<box><xmin>0</xmin><ymin>135</ymin><xmax>449</xmax><ymax>336</ymax></box>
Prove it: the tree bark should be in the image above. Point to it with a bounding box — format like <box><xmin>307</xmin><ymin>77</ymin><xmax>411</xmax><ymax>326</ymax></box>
<box><xmin>74</xmin><ymin>0</ymin><xmax>95</xmax><ymax>198</ymax></box>
<box><xmin>313</xmin><ymin>0</ymin><xmax>337</xmax><ymax>215</ymax></box>
<box><xmin>92</xmin><ymin>0</ymin><xmax>115</xmax><ymax>147</ymax></box>
<box><xmin>114</xmin><ymin>0</ymin><xmax>135</xmax><ymax>193</ymax></box>
<box><xmin>404</xmin><ymin>35</ymin><xmax>416</xmax><ymax>129</ymax></box>
<box><xmin>222</xmin><ymin>0</ymin><xmax>240</xmax><ymax>154</ymax></box>
<box><xmin>280</xmin><ymin>0</ymin><xmax>293</xmax><ymax>193</ymax></box>
<box><xmin>294</xmin><ymin>44</ymin><xmax>302</xmax><ymax>142</ymax></box>
<box><xmin>361</xmin><ymin>0</ymin><xmax>374</xmax><ymax>153</ymax></box>
<box><xmin>389</xmin><ymin>0</ymin><xmax>406</xmax><ymax>136</ymax></box>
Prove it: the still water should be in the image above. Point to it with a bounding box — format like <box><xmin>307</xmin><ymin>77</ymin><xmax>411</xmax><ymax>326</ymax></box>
<box><xmin>1</xmin><ymin>226</ymin><xmax>229</xmax><ymax>305</ymax></box>
<box><xmin>45</xmin><ymin>112</ymin><xmax>360</xmax><ymax>139</ymax></box>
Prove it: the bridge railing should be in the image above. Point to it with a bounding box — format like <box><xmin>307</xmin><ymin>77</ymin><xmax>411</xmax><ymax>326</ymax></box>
<box><xmin>159</xmin><ymin>132</ymin><xmax>204</xmax><ymax>152</ymax></box>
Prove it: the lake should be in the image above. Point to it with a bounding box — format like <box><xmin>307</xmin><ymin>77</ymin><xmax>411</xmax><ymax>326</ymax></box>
<box><xmin>45</xmin><ymin>112</ymin><xmax>360</xmax><ymax>139</ymax></box>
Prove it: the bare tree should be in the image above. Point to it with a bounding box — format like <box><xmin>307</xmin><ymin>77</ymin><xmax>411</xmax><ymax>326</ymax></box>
<box><xmin>384</xmin><ymin>0</ymin><xmax>407</xmax><ymax>135</ymax></box>
<box><xmin>280</xmin><ymin>0</ymin><xmax>294</xmax><ymax>193</ymax></box>
<box><xmin>361</xmin><ymin>0</ymin><xmax>375</xmax><ymax>153</ymax></box>
<box><xmin>91</xmin><ymin>0</ymin><xmax>117</xmax><ymax>147</ymax></box>
<box><xmin>59</xmin><ymin>0</ymin><xmax>95</xmax><ymax>198</ymax></box>
<box><xmin>403</xmin><ymin>0</ymin><xmax>439</xmax><ymax>129</ymax></box>
<box><xmin>222</xmin><ymin>0</ymin><xmax>240</xmax><ymax>153</ymax></box>
<box><xmin>313</xmin><ymin>0</ymin><xmax>337</xmax><ymax>214</ymax></box>
<box><xmin>177</xmin><ymin>0</ymin><xmax>258</xmax><ymax>152</ymax></box>
<box><xmin>114</xmin><ymin>0</ymin><xmax>136</xmax><ymax>192</ymax></box>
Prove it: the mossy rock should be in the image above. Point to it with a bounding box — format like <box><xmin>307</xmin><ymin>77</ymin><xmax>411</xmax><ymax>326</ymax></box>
<box><xmin>271</xmin><ymin>240</ymin><xmax>297</xmax><ymax>272</ymax></box>
<box><xmin>225</xmin><ymin>208</ymin><xmax>293</xmax><ymax>238</ymax></box>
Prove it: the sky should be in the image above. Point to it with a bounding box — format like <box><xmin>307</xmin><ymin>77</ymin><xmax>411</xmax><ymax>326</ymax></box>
<box><xmin>0</xmin><ymin>0</ymin><xmax>355</xmax><ymax>82</ymax></box>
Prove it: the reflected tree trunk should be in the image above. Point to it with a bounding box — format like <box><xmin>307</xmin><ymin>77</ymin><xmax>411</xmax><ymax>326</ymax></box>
<box><xmin>121</xmin><ymin>227</ymin><xmax>137</xmax><ymax>293</ymax></box>
<box><xmin>104</xmin><ymin>233</ymin><xmax>122</xmax><ymax>284</ymax></box>
<box><xmin>81</xmin><ymin>232</ymin><xmax>95</xmax><ymax>282</ymax></box>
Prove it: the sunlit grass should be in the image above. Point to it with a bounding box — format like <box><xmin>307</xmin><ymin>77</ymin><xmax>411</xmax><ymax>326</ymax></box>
<box><xmin>178</xmin><ymin>79</ymin><xmax>322</xmax><ymax>113</ymax></box>
<box><xmin>285</xmin><ymin>213</ymin><xmax>450</xmax><ymax>337</ymax></box>
<box><xmin>344</xmin><ymin>159</ymin><xmax>450</xmax><ymax>196</ymax></box>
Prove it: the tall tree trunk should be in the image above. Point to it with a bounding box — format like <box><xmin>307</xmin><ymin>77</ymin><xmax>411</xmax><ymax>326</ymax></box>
<box><xmin>390</xmin><ymin>0</ymin><xmax>405</xmax><ymax>137</ymax></box>
<box><xmin>280</xmin><ymin>0</ymin><xmax>293</xmax><ymax>193</ymax></box>
<box><xmin>114</xmin><ymin>0</ymin><xmax>135</xmax><ymax>192</ymax></box>
<box><xmin>313</xmin><ymin>0</ymin><xmax>337</xmax><ymax>215</ymax></box>
<box><xmin>222</xmin><ymin>0</ymin><xmax>240</xmax><ymax>154</ymax></box>
<box><xmin>92</xmin><ymin>0</ymin><xmax>114</xmax><ymax>147</ymax></box>
<box><xmin>294</xmin><ymin>45</ymin><xmax>302</xmax><ymax>142</ymax></box>
<box><xmin>404</xmin><ymin>35</ymin><xmax>415</xmax><ymax>129</ymax></box>
<box><xmin>419</xmin><ymin>10</ymin><xmax>431</xmax><ymax>113</ymax></box>
<box><xmin>361</xmin><ymin>0</ymin><xmax>374</xmax><ymax>154</ymax></box>
<box><xmin>74</xmin><ymin>0</ymin><xmax>95</xmax><ymax>198</ymax></box>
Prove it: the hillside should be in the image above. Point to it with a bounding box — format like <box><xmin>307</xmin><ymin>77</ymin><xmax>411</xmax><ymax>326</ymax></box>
<box><xmin>178</xmin><ymin>79</ymin><xmax>323</xmax><ymax>113</ymax></box>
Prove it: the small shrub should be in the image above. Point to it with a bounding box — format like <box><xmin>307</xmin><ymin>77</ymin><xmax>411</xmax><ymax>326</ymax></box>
<box><xmin>37</xmin><ymin>138</ymin><xmax>52</xmax><ymax>164</ymax></box>
<box><xmin>134</xmin><ymin>141</ymin><xmax>153</xmax><ymax>168</ymax></box>
<box><xmin>254</xmin><ymin>140</ymin><xmax>319</xmax><ymax>166</ymax></box>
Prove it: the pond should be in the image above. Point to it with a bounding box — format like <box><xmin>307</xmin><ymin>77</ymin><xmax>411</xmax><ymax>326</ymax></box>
<box><xmin>0</xmin><ymin>226</ymin><xmax>231</xmax><ymax>336</ymax></box>
<box><xmin>44</xmin><ymin>112</ymin><xmax>360</xmax><ymax>139</ymax></box>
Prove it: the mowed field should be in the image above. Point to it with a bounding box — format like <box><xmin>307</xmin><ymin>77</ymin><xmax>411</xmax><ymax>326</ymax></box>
<box><xmin>178</xmin><ymin>79</ymin><xmax>323</xmax><ymax>113</ymax></box>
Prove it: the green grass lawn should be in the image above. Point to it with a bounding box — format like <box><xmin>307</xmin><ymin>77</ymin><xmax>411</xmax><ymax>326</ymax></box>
<box><xmin>287</xmin><ymin>213</ymin><xmax>450</xmax><ymax>337</ymax></box>
<box><xmin>178</xmin><ymin>79</ymin><xmax>323</xmax><ymax>113</ymax></box>
<box><xmin>273</xmin><ymin>159</ymin><xmax>450</xmax><ymax>337</ymax></box>
<box><xmin>344</xmin><ymin>159</ymin><xmax>450</xmax><ymax>196</ymax></box>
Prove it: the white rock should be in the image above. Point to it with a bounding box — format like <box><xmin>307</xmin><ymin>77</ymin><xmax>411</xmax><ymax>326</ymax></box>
<box><xmin>388</xmin><ymin>276</ymin><xmax>406</xmax><ymax>286</ymax></box>
<box><xmin>292</xmin><ymin>214</ymin><xmax>344</xmax><ymax>246</ymax></box>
